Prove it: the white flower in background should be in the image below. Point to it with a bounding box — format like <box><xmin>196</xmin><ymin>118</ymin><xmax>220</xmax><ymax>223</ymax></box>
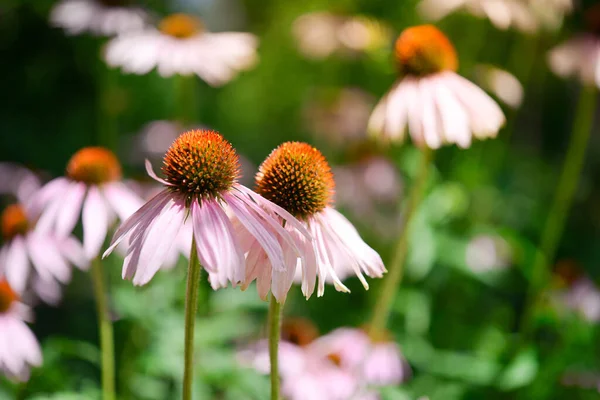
<box><xmin>548</xmin><ymin>35</ymin><xmax>600</xmax><ymax>88</ymax></box>
<box><xmin>292</xmin><ymin>12</ymin><xmax>392</xmax><ymax>59</ymax></box>
<box><xmin>50</xmin><ymin>0</ymin><xmax>148</xmax><ymax>36</ymax></box>
<box><xmin>104</xmin><ymin>13</ymin><xmax>258</xmax><ymax>86</ymax></box>
<box><xmin>474</xmin><ymin>65</ymin><xmax>523</xmax><ymax>109</ymax></box>
<box><xmin>560</xmin><ymin>278</ymin><xmax>600</xmax><ymax>323</ymax></box>
<box><xmin>418</xmin><ymin>0</ymin><xmax>573</xmax><ymax>33</ymax></box>
<box><xmin>0</xmin><ymin>280</ymin><xmax>42</xmax><ymax>381</ymax></box>
<box><xmin>368</xmin><ymin>25</ymin><xmax>505</xmax><ymax>149</ymax></box>
<box><xmin>239</xmin><ymin>142</ymin><xmax>386</xmax><ymax>302</ymax></box>
<box><xmin>0</xmin><ymin>203</ymin><xmax>87</xmax><ymax>304</ymax></box>
<box><xmin>302</xmin><ymin>88</ymin><xmax>375</xmax><ymax>146</ymax></box>
<box><xmin>31</xmin><ymin>147</ymin><xmax>144</xmax><ymax>260</ymax></box>
<box><xmin>104</xmin><ymin>130</ymin><xmax>311</xmax><ymax>288</ymax></box>
<box><xmin>0</xmin><ymin>163</ymin><xmax>41</xmax><ymax>205</ymax></box>
<box><xmin>465</xmin><ymin>234</ymin><xmax>512</xmax><ymax>273</ymax></box>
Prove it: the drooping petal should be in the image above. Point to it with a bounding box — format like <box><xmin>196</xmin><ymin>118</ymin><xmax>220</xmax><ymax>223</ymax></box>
<box><xmin>26</xmin><ymin>232</ymin><xmax>71</xmax><ymax>284</ymax></box>
<box><xmin>4</xmin><ymin>238</ymin><xmax>30</xmax><ymax>293</ymax></box>
<box><xmin>59</xmin><ymin>235</ymin><xmax>88</xmax><ymax>270</ymax></box>
<box><xmin>103</xmin><ymin>189</ymin><xmax>173</xmax><ymax>258</ymax></box>
<box><xmin>83</xmin><ymin>186</ymin><xmax>110</xmax><ymax>259</ymax></box>
<box><xmin>224</xmin><ymin>192</ymin><xmax>285</xmax><ymax>271</ymax></box>
<box><xmin>191</xmin><ymin>199</ymin><xmax>244</xmax><ymax>285</ymax></box>
<box><xmin>55</xmin><ymin>182</ymin><xmax>87</xmax><ymax>237</ymax></box>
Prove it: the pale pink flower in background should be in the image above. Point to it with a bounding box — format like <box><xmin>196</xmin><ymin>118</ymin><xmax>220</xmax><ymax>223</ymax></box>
<box><xmin>302</xmin><ymin>87</ymin><xmax>375</xmax><ymax>146</ymax></box>
<box><xmin>50</xmin><ymin>0</ymin><xmax>148</xmax><ymax>36</ymax></box>
<box><xmin>0</xmin><ymin>203</ymin><xmax>87</xmax><ymax>303</ymax></box>
<box><xmin>548</xmin><ymin>35</ymin><xmax>600</xmax><ymax>88</ymax></box>
<box><xmin>474</xmin><ymin>64</ymin><xmax>524</xmax><ymax>109</ymax></box>
<box><xmin>292</xmin><ymin>12</ymin><xmax>391</xmax><ymax>60</ymax></box>
<box><xmin>0</xmin><ymin>163</ymin><xmax>42</xmax><ymax>205</ymax></box>
<box><xmin>241</xmin><ymin>142</ymin><xmax>386</xmax><ymax>301</ymax></box>
<box><xmin>559</xmin><ymin>277</ymin><xmax>600</xmax><ymax>323</ymax></box>
<box><xmin>103</xmin><ymin>130</ymin><xmax>311</xmax><ymax>288</ymax></box>
<box><xmin>312</xmin><ymin>328</ymin><xmax>411</xmax><ymax>387</ymax></box>
<box><xmin>368</xmin><ymin>25</ymin><xmax>504</xmax><ymax>149</ymax></box>
<box><xmin>465</xmin><ymin>234</ymin><xmax>512</xmax><ymax>273</ymax></box>
<box><xmin>0</xmin><ymin>280</ymin><xmax>42</xmax><ymax>381</ymax></box>
<box><xmin>418</xmin><ymin>0</ymin><xmax>572</xmax><ymax>33</ymax></box>
<box><xmin>31</xmin><ymin>147</ymin><xmax>143</xmax><ymax>260</ymax></box>
<box><xmin>240</xmin><ymin>340</ymin><xmax>358</xmax><ymax>400</ymax></box>
<box><xmin>104</xmin><ymin>13</ymin><xmax>258</xmax><ymax>86</ymax></box>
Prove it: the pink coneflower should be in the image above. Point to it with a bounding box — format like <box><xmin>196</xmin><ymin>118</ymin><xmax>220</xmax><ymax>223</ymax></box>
<box><xmin>104</xmin><ymin>14</ymin><xmax>258</xmax><ymax>86</ymax></box>
<box><xmin>240</xmin><ymin>319</ymin><xmax>358</xmax><ymax>400</ymax></box>
<box><xmin>50</xmin><ymin>0</ymin><xmax>148</xmax><ymax>36</ymax></box>
<box><xmin>474</xmin><ymin>64</ymin><xmax>524</xmax><ymax>109</ymax></box>
<box><xmin>31</xmin><ymin>147</ymin><xmax>144</xmax><ymax>260</ymax></box>
<box><xmin>238</xmin><ymin>142</ymin><xmax>385</xmax><ymax>301</ymax></box>
<box><xmin>0</xmin><ymin>280</ymin><xmax>42</xmax><ymax>381</ymax></box>
<box><xmin>103</xmin><ymin>129</ymin><xmax>310</xmax><ymax>286</ymax></box>
<box><xmin>368</xmin><ymin>25</ymin><xmax>505</xmax><ymax>149</ymax></box>
<box><xmin>0</xmin><ymin>163</ymin><xmax>41</xmax><ymax>205</ymax></box>
<box><xmin>312</xmin><ymin>327</ymin><xmax>411</xmax><ymax>387</ymax></box>
<box><xmin>0</xmin><ymin>203</ymin><xmax>87</xmax><ymax>301</ymax></box>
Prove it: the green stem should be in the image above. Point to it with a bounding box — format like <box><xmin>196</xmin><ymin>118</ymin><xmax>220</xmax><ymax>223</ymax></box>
<box><xmin>369</xmin><ymin>147</ymin><xmax>433</xmax><ymax>335</ymax></box>
<box><xmin>521</xmin><ymin>86</ymin><xmax>596</xmax><ymax>335</ymax></box>
<box><xmin>91</xmin><ymin>258</ymin><xmax>116</xmax><ymax>400</ymax></box>
<box><xmin>268</xmin><ymin>296</ymin><xmax>282</xmax><ymax>400</ymax></box>
<box><xmin>183</xmin><ymin>237</ymin><xmax>202</xmax><ymax>400</ymax></box>
<box><xmin>174</xmin><ymin>75</ymin><xmax>197</xmax><ymax>125</ymax></box>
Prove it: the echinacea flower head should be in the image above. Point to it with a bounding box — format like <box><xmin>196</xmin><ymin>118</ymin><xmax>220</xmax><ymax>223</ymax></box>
<box><xmin>368</xmin><ymin>25</ymin><xmax>505</xmax><ymax>149</ymax></box>
<box><xmin>50</xmin><ymin>0</ymin><xmax>148</xmax><ymax>37</ymax></box>
<box><xmin>548</xmin><ymin>5</ymin><xmax>600</xmax><ymax>88</ymax></box>
<box><xmin>104</xmin><ymin>129</ymin><xmax>310</xmax><ymax>287</ymax></box>
<box><xmin>241</xmin><ymin>142</ymin><xmax>385</xmax><ymax>300</ymax></box>
<box><xmin>0</xmin><ymin>280</ymin><xmax>42</xmax><ymax>381</ymax></box>
<box><xmin>104</xmin><ymin>13</ymin><xmax>258</xmax><ymax>86</ymax></box>
<box><xmin>0</xmin><ymin>203</ymin><xmax>86</xmax><ymax>302</ymax></box>
<box><xmin>32</xmin><ymin>147</ymin><xmax>143</xmax><ymax>260</ymax></box>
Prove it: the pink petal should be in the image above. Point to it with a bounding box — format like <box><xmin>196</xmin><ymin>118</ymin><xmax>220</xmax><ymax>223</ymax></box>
<box><xmin>4</xmin><ymin>238</ymin><xmax>30</xmax><ymax>293</ymax></box>
<box><xmin>271</xmin><ymin>245</ymin><xmax>298</xmax><ymax>303</ymax></box>
<box><xmin>224</xmin><ymin>193</ymin><xmax>284</xmax><ymax>271</ymax></box>
<box><xmin>26</xmin><ymin>233</ymin><xmax>71</xmax><ymax>284</ymax></box>
<box><xmin>145</xmin><ymin>159</ymin><xmax>172</xmax><ymax>186</ymax></box>
<box><xmin>59</xmin><ymin>236</ymin><xmax>88</xmax><ymax>270</ymax></box>
<box><xmin>55</xmin><ymin>182</ymin><xmax>86</xmax><ymax>237</ymax></box>
<box><xmin>191</xmin><ymin>199</ymin><xmax>244</xmax><ymax>284</ymax></box>
<box><xmin>103</xmin><ymin>189</ymin><xmax>173</xmax><ymax>258</ymax></box>
<box><xmin>126</xmin><ymin>197</ymin><xmax>185</xmax><ymax>285</ymax></box>
<box><xmin>83</xmin><ymin>186</ymin><xmax>110</xmax><ymax>259</ymax></box>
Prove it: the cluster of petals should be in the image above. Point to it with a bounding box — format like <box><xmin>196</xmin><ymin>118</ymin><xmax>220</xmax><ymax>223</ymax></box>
<box><xmin>0</xmin><ymin>212</ymin><xmax>87</xmax><ymax>305</ymax></box>
<box><xmin>31</xmin><ymin>174</ymin><xmax>143</xmax><ymax>260</ymax></box>
<box><xmin>368</xmin><ymin>71</ymin><xmax>505</xmax><ymax>149</ymax></box>
<box><xmin>548</xmin><ymin>35</ymin><xmax>600</xmax><ymax>88</ymax></box>
<box><xmin>418</xmin><ymin>0</ymin><xmax>572</xmax><ymax>33</ymax></box>
<box><xmin>50</xmin><ymin>0</ymin><xmax>148</xmax><ymax>36</ymax></box>
<box><xmin>0</xmin><ymin>284</ymin><xmax>42</xmax><ymax>381</ymax></box>
<box><xmin>103</xmin><ymin>161</ymin><xmax>311</xmax><ymax>288</ymax></box>
<box><xmin>104</xmin><ymin>23</ymin><xmax>258</xmax><ymax>86</ymax></box>
<box><xmin>240</xmin><ymin>327</ymin><xmax>410</xmax><ymax>399</ymax></box>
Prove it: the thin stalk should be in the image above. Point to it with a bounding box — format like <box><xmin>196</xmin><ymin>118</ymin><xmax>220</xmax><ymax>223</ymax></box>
<box><xmin>369</xmin><ymin>147</ymin><xmax>433</xmax><ymax>335</ymax></box>
<box><xmin>268</xmin><ymin>296</ymin><xmax>282</xmax><ymax>400</ymax></box>
<box><xmin>174</xmin><ymin>74</ymin><xmax>197</xmax><ymax>125</ymax></box>
<box><xmin>183</xmin><ymin>237</ymin><xmax>202</xmax><ymax>400</ymax></box>
<box><xmin>91</xmin><ymin>258</ymin><xmax>116</xmax><ymax>400</ymax></box>
<box><xmin>521</xmin><ymin>86</ymin><xmax>596</xmax><ymax>335</ymax></box>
